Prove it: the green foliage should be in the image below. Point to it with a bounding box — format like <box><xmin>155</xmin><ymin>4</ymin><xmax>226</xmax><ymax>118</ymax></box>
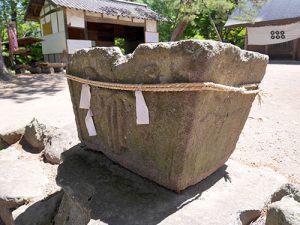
<box><xmin>114</xmin><ymin>38</ymin><xmax>126</xmax><ymax>54</ymax></box>
<box><xmin>135</xmin><ymin>0</ymin><xmax>263</xmax><ymax>48</ymax></box>
<box><xmin>0</xmin><ymin>0</ymin><xmax>43</xmax><ymax>66</ymax></box>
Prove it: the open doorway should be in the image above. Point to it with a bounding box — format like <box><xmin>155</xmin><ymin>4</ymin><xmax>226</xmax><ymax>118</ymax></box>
<box><xmin>86</xmin><ymin>22</ymin><xmax>145</xmax><ymax>54</ymax></box>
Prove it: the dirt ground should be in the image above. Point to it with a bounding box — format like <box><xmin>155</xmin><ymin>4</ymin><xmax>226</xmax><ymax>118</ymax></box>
<box><xmin>0</xmin><ymin>63</ymin><xmax>299</xmax><ymax>187</ymax></box>
<box><xmin>232</xmin><ymin>62</ymin><xmax>300</xmax><ymax>187</ymax></box>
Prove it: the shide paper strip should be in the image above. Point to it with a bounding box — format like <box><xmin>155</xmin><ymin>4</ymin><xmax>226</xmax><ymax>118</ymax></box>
<box><xmin>80</xmin><ymin>84</ymin><xmax>91</xmax><ymax>109</ymax></box>
<box><xmin>135</xmin><ymin>90</ymin><xmax>150</xmax><ymax>125</ymax></box>
<box><xmin>85</xmin><ymin>109</ymin><xmax>97</xmax><ymax>136</ymax></box>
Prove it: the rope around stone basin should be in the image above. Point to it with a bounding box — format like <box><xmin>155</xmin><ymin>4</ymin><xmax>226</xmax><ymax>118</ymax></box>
<box><xmin>65</xmin><ymin>74</ymin><xmax>261</xmax><ymax>95</ymax></box>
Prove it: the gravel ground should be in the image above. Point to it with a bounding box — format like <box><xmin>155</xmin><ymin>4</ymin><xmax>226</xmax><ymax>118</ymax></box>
<box><xmin>0</xmin><ymin>63</ymin><xmax>299</xmax><ymax>187</ymax></box>
<box><xmin>0</xmin><ymin>74</ymin><xmax>75</xmax><ymax>133</ymax></box>
<box><xmin>232</xmin><ymin>63</ymin><xmax>300</xmax><ymax>187</ymax></box>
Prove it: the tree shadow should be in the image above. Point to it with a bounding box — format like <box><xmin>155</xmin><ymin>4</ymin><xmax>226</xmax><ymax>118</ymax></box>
<box><xmin>269</xmin><ymin>60</ymin><xmax>300</xmax><ymax>65</ymax></box>
<box><xmin>0</xmin><ymin>74</ymin><xmax>66</xmax><ymax>104</ymax></box>
<box><xmin>55</xmin><ymin>145</ymin><xmax>232</xmax><ymax>225</ymax></box>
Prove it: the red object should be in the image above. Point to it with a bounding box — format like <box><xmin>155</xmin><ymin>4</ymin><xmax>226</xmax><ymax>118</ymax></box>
<box><xmin>8</xmin><ymin>21</ymin><xmax>18</xmax><ymax>53</ymax></box>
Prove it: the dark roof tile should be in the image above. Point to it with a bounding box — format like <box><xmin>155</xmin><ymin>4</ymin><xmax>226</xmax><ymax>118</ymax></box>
<box><xmin>226</xmin><ymin>0</ymin><xmax>300</xmax><ymax>27</ymax></box>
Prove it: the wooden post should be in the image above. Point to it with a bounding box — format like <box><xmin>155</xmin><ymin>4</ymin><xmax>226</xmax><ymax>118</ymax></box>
<box><xmin>293</xmin><ymin>39</ymin><xmax>298</xmax><ymax>60</ymax></box>
<box><xmin>265</xmin><ymin>45</ymin><xmax>269</xmax><ymax>55</ymax></box>
<box><xmin>84</xmin><ymin>11</ymin><xmax>88</xmax><ymax>40</ymax></box>
<box><xmin>244</xmin><ymin>28</ymin><xmax>248</xmax><ymax>50</ymax></box>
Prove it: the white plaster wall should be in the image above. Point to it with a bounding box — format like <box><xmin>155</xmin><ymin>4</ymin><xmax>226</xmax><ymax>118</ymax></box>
<box><xmin>67</xmin><ymin>39</ymin><xmax>92</xmax><ymax>54</ymax></box>
<box><xmin>42</xmin><ymin>32</ymin><xmax>67</xmax><ymax>54</ymax></box>
<box><xmin>145</xmin><ymin>32</ymin><xmax>159</xmax><ymax>43</ymax></box>
<box><xmin>51</xmin><ymin>12</ymin><xmax>58</xmax><ymax>33</ymax></box>
<box><xmin>146</xmin><ymin>20</ymin><xmax>157</xmax><ymax>32</ymax></box>
<box><xmin>57</xmin><ymin>10</ymin><xmax>65</xmax><ymax>32</ymax></box>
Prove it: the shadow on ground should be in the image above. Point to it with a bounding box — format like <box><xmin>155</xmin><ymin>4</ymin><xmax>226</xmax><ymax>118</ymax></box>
<box><xmin>269</xmin><ymin>60</ymin><xmax>300</xmax><ymax>65</ymax></box>
<box><xmin>52</xmin><ymin>145</ymin><xmax>231</xmax><ymax>225</ymax></box>
<box><xmin>0</xmin><ymin>74</ymin><xmax>66</xmax><ymax>103</ymax></box>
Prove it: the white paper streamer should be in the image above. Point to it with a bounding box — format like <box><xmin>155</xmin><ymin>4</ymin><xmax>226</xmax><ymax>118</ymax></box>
<box><xmin>85</xmin><ymin>109</ymin><xmax>97</xmax><ymax>136</ymax></box>
<box><xmin>135</xmin><ymin>91</ymin><xmax>150</xmax><ymax>125</ymax></box>
<box><xmin>80</xmin><ymin>84</ymin><xmax>91</xmax><ymax>109</ymax></box>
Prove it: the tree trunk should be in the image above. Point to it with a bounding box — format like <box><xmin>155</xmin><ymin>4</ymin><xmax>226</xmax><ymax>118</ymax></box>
<box><xmin>170</xmin><ymin>20</ymin><xmax>189</xmax><ymax>41</ymax></box>
<box><xmin>0</xmin><ymin>36</ymin><xmax>10</xmax><ymax>81</ymax></box>
<box><xmin>208</xmin><ymin>14</ymin><xmax>222</xmax><ymax>42</ymax></box>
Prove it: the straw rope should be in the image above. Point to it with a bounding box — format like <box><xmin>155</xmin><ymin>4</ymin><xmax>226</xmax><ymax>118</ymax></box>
<box><xmin>66</xmin><ymin>74</ymin><xmax>260</xmax><ymax>95</ymax></box>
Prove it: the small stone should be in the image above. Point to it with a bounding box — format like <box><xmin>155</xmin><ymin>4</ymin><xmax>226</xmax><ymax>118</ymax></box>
<box><xmin>0</xmin><ymin>127</ymin><xmax>24</xmax><ymax>149</ymax></box>
<box><xmin>271</xmin><ymin>183</ymin><xmax>300</xmax><ymax>203</ymax></box>
<box><xmin>266</xmin><ymin>196</ymin><xmax>300</xmax><ymax>225</ymax></box>
<box><xmin>19</xmin><ymin>118</ymin><xmax>50</xmax><ymax>153</ymax></box>
<box><xmin>43</xmin><ymin>125</ymin><xmax>79</xmax><ymax>164</ymax></box>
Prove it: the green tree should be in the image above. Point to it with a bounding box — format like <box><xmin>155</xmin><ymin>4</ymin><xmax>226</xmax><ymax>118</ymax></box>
<box><xmin>136</xmin><ymin>0</ymin><xmax>266</xmax><ymax>47</ymax></box>
<box><xmin>136</xmin><ymin>0</ymin><xmax>234</xmax><ymax>41</ymax></box>
<box><xmin>0</xmin><ymin>0</ymin><xmax>41</xmax><ymax>77</ymax></box>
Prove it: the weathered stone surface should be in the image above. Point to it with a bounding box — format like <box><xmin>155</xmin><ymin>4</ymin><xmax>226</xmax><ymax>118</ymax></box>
<box><xmin>67</xmin><ymin>40</ymin><xmax>268</xmax><ymax>191</ymax></box>
<box><xmin>0</xmin><ymin>139</ymin><xmax>9</xmax><ymax>150</ymax></box>
<box><xmin>0</xmin><ymin>128</ymin><xmax>24</xmax><ymax>150</ymax></box>
<box><xmin>43</xmin><ymin>125</ymin><xmax>79</xmax><ymax>164</ymax></box>
<box><xmin>0</xmin><ymin>160</ymin><xmax>48</xmax><ymax>208</ymax></box>
<box><xmin>237</xmin><ymin>210</ymin><xmax>261</xmax><ymax>225</ymax></box>
<box><xmin>55</xmin><ymin>147</ymin><xmax>286</xmax><ymax>225</ymax></box>
<box><xmin>271</xmin><ymin>183</ymin><xmax>300</xmax><ymax>203</ymax></box>
<box><xmin>0</xmin><ymin>208</ymin><xmax>14</xmax><ymax>225</ymax></box>
<box><xmin>266</xmin><ymin>196</ymin><xmax>300</xmax><ymax>225</ymax></box>
<box><xmin>12</xmin><ymin>191</ymin><xmax>63</xmax><ymax>225</ymax></box>
<box><xmin>19</xmin><ymin>118</ymin><xmax>50</xmax><ymax>153</ymax></box>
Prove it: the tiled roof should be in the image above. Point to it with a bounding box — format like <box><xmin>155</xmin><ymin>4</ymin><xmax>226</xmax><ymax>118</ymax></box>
<box><xmin>225</xmin><ymin>0</ymin><xmax>300</xmax><ymax>27</ymax></box>
<box><xmin>26</xmin><ymin>0</ymin><xmax>164</xmax><ymax>21</ymax></box>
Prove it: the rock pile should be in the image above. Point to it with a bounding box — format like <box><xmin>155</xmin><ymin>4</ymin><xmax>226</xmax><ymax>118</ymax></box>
<box><xmin>265</xmin><ymin>184</ymin><xmax>300</xmax><ymax>225</ymax></box>
<box><xmin>1</xmin><ymin>119</ymin><xmax>299</xmax><ymax>225</ymax></box>
<box><xmin>0</xmin><ymin>119</ymin><xmax>79</xmax><ymax>225</ymax></box>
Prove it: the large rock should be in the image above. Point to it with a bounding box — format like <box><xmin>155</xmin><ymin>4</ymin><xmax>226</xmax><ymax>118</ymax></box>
<box><xmin>43</xmin><ymin>124</ymin><xmax>79</xmax><ymax>164</ymax></box>
<box><xmin>0</xmin><ymin>160</ymin><xmax>48</xmax><ymax>225</ymax></box>
<box><xmin>266</xmin><ymin>196</ymin><xmax>300</xmax><ymax>225</ymax></box>
<box><xmin>0</xmin><ymin>160</ymin><xmax>48</xmax><ymax>208</ymax></box>
<box><xmin>67</xmin><ymin>41</ymin><xmax>268</xmax><ymax>191</ymax></box>
<box><xmin>12</xmin><ymin>191</ymin><xmax>63</xmax><ymax>225</ymax></box>
<box><xmin>19</xmin><ymin>118</ymin><xmax>50</xmax><ymax>153</ymax></box>
<box><xmin>55</xmin><ymin>147</ymin><xmax>286</xmax><ymax>225</ymax></box>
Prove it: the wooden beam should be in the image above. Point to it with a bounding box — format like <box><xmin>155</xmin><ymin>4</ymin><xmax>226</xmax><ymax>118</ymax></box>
<box><xmin>85</xmin><ymin>16</ymin><xmax>145</xmax><ymax>27</ymax></box>
<box><xmin>40</xmin><ymin>7</ymin><xmax>62</xmax><ymax>19</ymax></box>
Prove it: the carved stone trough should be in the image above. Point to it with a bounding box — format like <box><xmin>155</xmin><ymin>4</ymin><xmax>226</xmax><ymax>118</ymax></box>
<box><xmin>67</xmin><ymin>40</ymin><xmax>268</xmax><ymax>192</ymax></box>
